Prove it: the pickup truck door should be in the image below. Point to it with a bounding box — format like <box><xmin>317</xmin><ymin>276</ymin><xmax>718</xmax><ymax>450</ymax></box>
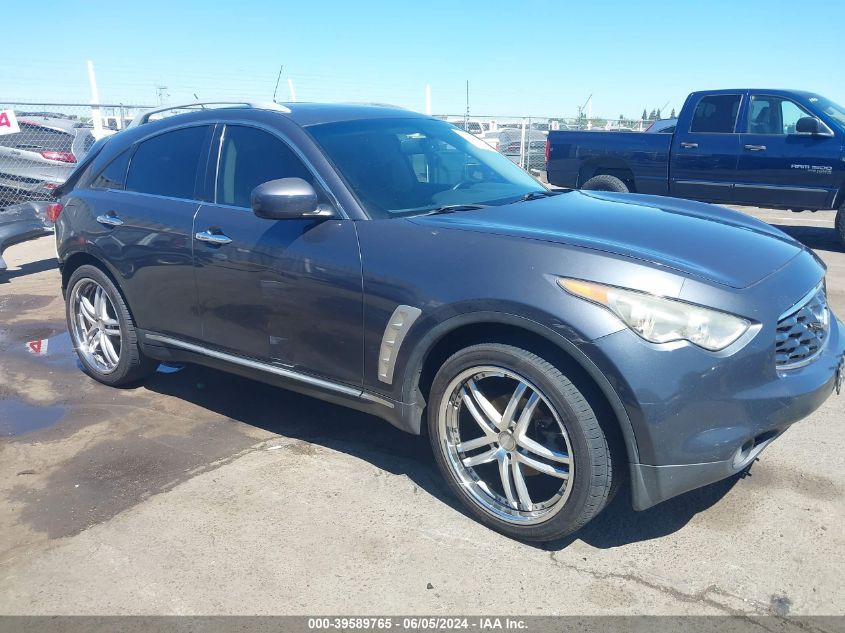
<box><xmin>735</xmin><ymin>94</ymin><xmax>841</xmax><ymax>209</ymax></box>
<box><xmin>670</xmin><ymin>93</ymin><xmax>743</xmax><ymax>203</ymax></box>
<box><xmin>191</xmin><ymin>123</ymin><xmax>363</xmax><ymax>388</ymax></box>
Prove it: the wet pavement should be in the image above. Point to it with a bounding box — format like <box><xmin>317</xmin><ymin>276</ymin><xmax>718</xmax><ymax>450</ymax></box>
<box><xmin>0</xmin><ymin>208</ymin><xmax>843</xmax><ymax>618</ymax></box>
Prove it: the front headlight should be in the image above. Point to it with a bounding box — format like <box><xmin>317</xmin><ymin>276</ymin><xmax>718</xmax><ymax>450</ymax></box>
<box><xmin>558</xmin><ymin>278</ymin><xmax>750</xmax><ymax>351</ymax></box>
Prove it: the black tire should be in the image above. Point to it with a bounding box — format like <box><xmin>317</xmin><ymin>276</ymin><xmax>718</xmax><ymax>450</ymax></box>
<box><xmin>65</xmin><ymin>264</ymin><xmax>158</xmax><ymax>386</ymax></box>
<box><xmin>428</xmin><ymin>343</ymin><xmax>613</xmax><ymax>542</ymax></box>
<box><xmin>581</xmin><ymin>174</ymin><xmax>629</xmax><ymax>193</ymax></box>
<box><xmin>836</xmin><ymin>204</ymin><xmax>845</xmax><ymax>247</ymax></box>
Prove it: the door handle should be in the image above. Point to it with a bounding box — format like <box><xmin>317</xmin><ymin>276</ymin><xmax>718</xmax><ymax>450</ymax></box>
<box><xmin>195</xmin><ymin>230</ymin><xmax>232</xmax><ymax>245</ymax></box>
<box><xmin>744</xmin><ymin>144</ymin><xmax>767</xmax><ymax>151</ymax></box>
<box><xmin>96</xmin><ymin>213</ymin><xmax>124</xmax><ymax>227</ymax></box>
<box><xmin>680</xmin><ymin>142</ymin><xmax>698</xmax><ymax>149</ymax></box>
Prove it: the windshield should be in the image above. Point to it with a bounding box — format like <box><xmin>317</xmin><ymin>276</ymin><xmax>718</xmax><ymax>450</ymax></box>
<box><xmin>307</xmin><ymin>117</ymin><xmax>544</xmax><ymax>219</ymax></box>
<box><xmin>808</xmin><ymin>95</ymin><xmax>845</xmax><ymax>129</ymax></box>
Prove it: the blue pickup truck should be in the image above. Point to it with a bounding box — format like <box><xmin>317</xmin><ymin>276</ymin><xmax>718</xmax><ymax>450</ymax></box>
<box><xmin>546</xmin><ymin>89</ymin><xmax>845</xmax><ymax>245</ymax></box>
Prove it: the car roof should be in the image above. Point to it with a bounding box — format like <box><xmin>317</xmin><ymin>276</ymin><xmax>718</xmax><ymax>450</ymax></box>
<box><xmin>16</xmin><ymin>115</ymin><xmax>92</xmax><ymax>133</ymax></box>
<box><xmin>279</xmin><ymin>102</ymin><xmax>428</xmax><ymax>126</ymax></box>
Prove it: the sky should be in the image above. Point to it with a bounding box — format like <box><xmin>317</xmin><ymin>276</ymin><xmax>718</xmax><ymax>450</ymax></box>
<box><xmin>3</xmin><ymin>0</ymin><xmax>844</xmax><ymax>119</ymax></box>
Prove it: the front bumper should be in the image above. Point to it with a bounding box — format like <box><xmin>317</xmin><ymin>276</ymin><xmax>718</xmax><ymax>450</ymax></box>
<box><xmin>586</xmin><ymin>313</ymin><xmax>844</xmax><ymax>511</ymax></box>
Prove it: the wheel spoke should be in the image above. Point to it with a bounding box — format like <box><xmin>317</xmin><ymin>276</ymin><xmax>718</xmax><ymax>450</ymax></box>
<box><xmin>89</xmin><ymin>330</ymin><xmax>103</xmax><ymax>355</ymax></box>
<box><xmin>511</xmin><ymin>459</ymin><xmax>533</xmax><ymax>511</ymax></box>
<box><xmin>466</xmin><ymin>379</ymin><xmax>504</xmax><ymax>430</ymax></box>
<box><xmin>500</xmin><ymin>382</ymin><xmax>527</xmax><ymax>429</ymax></box>
<box><xmin>102</xmin><ymin>326</ymin><xmax>121</xmax><ymax>337</ymax></box>
<box><xmin>518</xmin><ymin>435</ymin><xmax>570</xmax><ymax>464</ymax></box>
<box><xmin>516</xmin><ymin>452</ymin><xmax>569</xmax><ymax>479</ymax></box>
<box><xmin>79</xmin><ymin>296</ymin><xmax>97</xmax><ymax>323</ymax></box>
<box><xmin>456</xmin><ymin>435</ymin><xmax>495</xmax><ymax>454</ymax></box>
<box><xmin>100</xmin><ymin>331</ymin><xmax>120</xmax><ymax>365</ymax></box>
<box><xmin>513</xmin><ymin>392</ymin><xmax>540</xmax><ymax>436</ymax></box>
<box><xmin>462</xmin><ymin>447</ymin><xmax>498</xmax><ymax>468</ymax></box>
<box><xmin>461</xmin><ymin>387</ymin><xmax>499</xmax><ymax>436</ymax></box>
<box><xmin>498</xmin><ymin>453</ymin><xmax>517</xmax><ymax>508</ymax></box>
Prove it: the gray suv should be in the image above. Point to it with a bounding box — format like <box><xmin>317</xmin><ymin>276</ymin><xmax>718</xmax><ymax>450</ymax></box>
<box><xmin>52</xmin><ymin>101</ymin><xmax>845</xmax><ymax>541</ymax></box>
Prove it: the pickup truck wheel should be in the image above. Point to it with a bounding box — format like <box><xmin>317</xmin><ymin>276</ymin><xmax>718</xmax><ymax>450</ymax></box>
<box><xmin>581</xmin><ymin>174</ymin><xmax>629</xmax><ymax>193</ymax></box>
<box><xmin>836</xmin><ymin>204</ymin><xmax>845</xmax><ymax>247</ymax></box>
<box><xmin>428</xmin><ymin>343</ymin><xmax>613</xmax><ymax>542</ymax></box>
<box><xmin>66</xmin><ymin>265</ymin><xmax>158</xmax><ymax>386</ymax></box>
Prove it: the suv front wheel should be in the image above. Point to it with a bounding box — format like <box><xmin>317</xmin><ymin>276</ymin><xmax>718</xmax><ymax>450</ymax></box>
<box><xmin>428</xmin><ymin>343</ymin><xmax>614</xmax><ymax>541</ymax></box>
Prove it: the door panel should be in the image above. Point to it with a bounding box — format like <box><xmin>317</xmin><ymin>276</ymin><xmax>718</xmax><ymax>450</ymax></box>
<box><xmin>670</xmin><ymin>93</ymin><xmax>743</xmax><ymax>202</ymax></box>
<box><xmin>193</xmin><ymin>124</ymin><xmax>363</xmax><ymax>386</ymax></box>
<box><xmin>87</xmin><ymin>190</ymin><xmax>202</xmax><ymax>339</ymax></box>
<box><xmin>193</xmin><ymin>210</ymin><xmax>363</xmax><ymax>385</ymax></box>
<box><xmin>735</xmin><ymin>95</ymin><xmax>841</xmax><ymax>208</ymax></box>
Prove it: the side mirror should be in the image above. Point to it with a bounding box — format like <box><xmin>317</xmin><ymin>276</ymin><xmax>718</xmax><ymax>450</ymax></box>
<box><xmin>250</xmin><ymin>178</ymin><xmax>329</xmax><ymax>220</ymax></box>
<box><xmin>795</xmin><ymin>116</ymin><xmax>833</xmax><ymax>137</ymax></box>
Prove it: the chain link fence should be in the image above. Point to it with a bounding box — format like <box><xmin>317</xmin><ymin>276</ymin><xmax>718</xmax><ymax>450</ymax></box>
<box><xmin>438</xmin><ymin>114</ymin><xmax>660</xmax><ymax>178</ymax></box>
<box><xmin>0</xmin><ymin>101</ymin><xmax>663</xmax><ymax>207</ymax></box>
<box><xmin>0</xmin><ymin>102</ymin><xmax>151</xmax><ymax>207</ymax></box>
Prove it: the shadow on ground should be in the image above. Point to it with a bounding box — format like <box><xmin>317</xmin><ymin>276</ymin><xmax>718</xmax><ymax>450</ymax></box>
<box><xmin>0</xmin><ymin>257</ymin><xmax>58</xmax><ymax>283</ymax></box>
<box><xmin>771</xmin><ymin>222</ymin><xmax>843</xmax><ymax>254</ymax></box>
<box><xmin>144</xmin><ymin>362</ymin><xmax>739</xmax><ymax>550</ymax></box>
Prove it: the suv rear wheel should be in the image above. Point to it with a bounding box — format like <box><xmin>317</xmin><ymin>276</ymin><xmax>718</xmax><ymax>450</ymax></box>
<box><xmin>66</xmin><ymin>265</ymin><xmax>157</xmax><ymax>386</ymax></box>
<box><xmin>428</xmin><ymin>343</ymin><xmax>613</xmax><ymax>541</ymax></box>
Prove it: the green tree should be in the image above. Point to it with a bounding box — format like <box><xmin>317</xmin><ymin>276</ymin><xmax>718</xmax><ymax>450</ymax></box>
<box><xmin>656</xmin><ymin>108</ymin><xmax>662</xmax><ymax>119</ymax></box>
<box><xmin>641</xmin><ymin>108</ymin><xmax>648</xmax><ymax>120</ymax></box>
<box><xmin>670</xmin><ymin>108</ymin><xmax>676</xmax><ymax>118</ymax></box>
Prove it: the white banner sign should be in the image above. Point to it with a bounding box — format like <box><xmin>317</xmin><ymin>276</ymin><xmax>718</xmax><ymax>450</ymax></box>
<box><xmin>0</xmin><ymin>109</ymin><xmax>20</xmax><ymax>136</ymax></box>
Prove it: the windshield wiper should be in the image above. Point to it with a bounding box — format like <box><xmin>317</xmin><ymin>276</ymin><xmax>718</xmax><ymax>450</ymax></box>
<box><xmin>519</xmin><ymin>190</ymin><xmax>560</xmax><ymax>201</ymax></box>
<box><xmin>420</xmin><ymin>204</ymin><xmax>489</xmax><ymax>216</ymax></box>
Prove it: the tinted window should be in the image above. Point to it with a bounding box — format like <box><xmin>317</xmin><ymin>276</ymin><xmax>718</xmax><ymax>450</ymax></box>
<box><xmin>216</xmin><ymin>125</ymin><xmax>312</xmax><ymax>208</ymax></box>
<box><xmin>0</xmin><ymin>122</ymin><xmax>73</xmax><ymax>151</ymax></box>
<box><xmin>748</xmin><ymin>95</ymin><xmax>813</xmax><ymax>135</ymax></box>
<box><xmin>308</xmin><ymin>118</ymin><xmax>540</xmax><ymax>219</ymax></box>
<box><xmin>689</xmin><ymin>95</ymin><xmax>741</xmax><ymax>133</ymax></box>
<box><xmin>91</xmin><ymin>150</ymin><xmax>131</xmax><ymax>190</ymax></box>
<box><xmin>125</xmin><ymin>126</ymin><xmax>207</xmax><ymax>199</ymax></box>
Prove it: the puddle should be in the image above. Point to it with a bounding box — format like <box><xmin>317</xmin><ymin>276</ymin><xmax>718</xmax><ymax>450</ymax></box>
<box><xmin>16</xmin><ymin>330</ymin><xmax>82</xmax><ymax>371</ymax></box>
<box><xmin>156</xmin><ymin>363</ymin><xmax>185</xmax><ymax>374</ymax></box>
<box><xmin>0</xmin><ymin>399</ymin><xmax>66</xmax><ymax>437</ymax></box>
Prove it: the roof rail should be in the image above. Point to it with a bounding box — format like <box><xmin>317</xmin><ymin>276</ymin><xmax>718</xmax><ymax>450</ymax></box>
<box><xmin>128</xmin><ymin>101</ymin><xmax>291</xmax><ymax>128</ymax></box>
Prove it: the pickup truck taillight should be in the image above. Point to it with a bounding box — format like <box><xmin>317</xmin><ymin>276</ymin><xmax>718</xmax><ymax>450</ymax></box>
<box><xmin>40</xmin><ymin>151</ymin><xmax>76</xmax><ymax>163</ymax></box>
<box><xmin>46</xmin><ymin>202</ymin><xmax>64</xmax><ymax>223</ymax></box>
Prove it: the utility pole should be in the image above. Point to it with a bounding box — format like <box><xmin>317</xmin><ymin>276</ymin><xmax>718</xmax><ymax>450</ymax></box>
<box><xmin>464</xmin><ymin>80</ymin><xmax>469</xmax><ymax>127</ymax></box>
<box><xmin>86</xmin><ymin>61</ymin><xmax>104</xmax><ymax>137</ymax></box>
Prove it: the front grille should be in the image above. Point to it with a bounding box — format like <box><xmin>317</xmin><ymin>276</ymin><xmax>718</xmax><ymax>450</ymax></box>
<box><xmin>775</xmin><ymin>284</ymin><xmax>829</xmax><ymax>369</ymax></box>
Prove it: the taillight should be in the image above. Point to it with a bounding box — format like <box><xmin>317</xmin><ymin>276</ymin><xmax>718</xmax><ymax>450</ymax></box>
<box><xmin>40</xmin><ymin>150</ymin><xmax>76</xmax><ymax>163</ymax></box>
<box><xmin>46</xmin><ymin>202</ymin><xmax>64</xmax><ymax>223</ymax></box>
<box><xmin>545</xmin><ymin>139</ymin><xmax>551</xmax><ymax>163</ymax></box>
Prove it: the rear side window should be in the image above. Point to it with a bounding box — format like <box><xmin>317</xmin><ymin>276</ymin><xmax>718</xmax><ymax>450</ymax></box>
<box><xmin>0</xmin><ymin>122</ymin><xmax>73</xmax><ymax>151</ymax></box>
<box><xmin>689</xmin><ymin>95</ymin><xmax>742</xmax><ymax>133</ymax></box>
<box><xmin>125</xmin><ymin>126</ymin><xmax>208</xmax><ymax>199</ymax></box>
<box><xmin>91</xmin><ymin>150</ymin><xmax>131</xmax><ymax>190</ymax></box>
<box><xmin>216</xmin><ymin>125</ymin><xmax>312</xmax><ymax>208</ymax></box>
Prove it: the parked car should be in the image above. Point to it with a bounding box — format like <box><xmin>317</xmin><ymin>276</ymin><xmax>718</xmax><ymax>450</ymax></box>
<box><xmin>0</xmin><ymin>200</ymin><xmax>54</xmax><ymax>272</ymax></box>
<box><xmin>451</xmin><ymin>119</ymin><xmax>488</xmax><ymax>136</ymax></box>
<box><xmin>498</xmin><ymin>128</ymin><xmax>548</xmax><ymax>171</ymax></box>
<box><xmin>0</xmin><ymin>116</ymin><xmax>100</xmax><ymax>202</ymax></box>
<box><xmin>52</xmin><ymin>101</ymin><xmax>844</xmax><ymax>542</ymax></box>
<box><xmin>546</xmin><ymin>89</ymin><xmax>845</xmax><ymax>245</ymax></box>
<box><xmin>645</xmin><ymin>117</ymin><xmax>678</xmax><ymax>133</ymax></box>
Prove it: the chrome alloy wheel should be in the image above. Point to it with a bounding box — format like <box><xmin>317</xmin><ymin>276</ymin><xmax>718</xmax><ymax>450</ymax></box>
<box><xmin>437</xmin><ymin>366</ymin><xmax>575</xmax><ymax>524</ymax></box>
<box><xmin>69</xmin><ymin>279</ymin><xmax>123</xmax><ymax>374</ymax></box>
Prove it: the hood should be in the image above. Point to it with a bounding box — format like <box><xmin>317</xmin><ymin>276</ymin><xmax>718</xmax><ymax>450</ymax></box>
<box><xmin>410</xmin><ymin>191</ymin><xmax>804</xmax><ymax>289</ymax></box>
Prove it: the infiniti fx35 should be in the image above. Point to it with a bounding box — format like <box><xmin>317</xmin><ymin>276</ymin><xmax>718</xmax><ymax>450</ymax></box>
<box><xmin>52</xmin><ymin>101</ymin><xmax>845</xmax><ymax>541</ymax></box>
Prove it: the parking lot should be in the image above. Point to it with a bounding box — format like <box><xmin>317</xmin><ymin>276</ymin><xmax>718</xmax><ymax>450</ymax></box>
<box><xmin>0</xmin><ymin>206</ymin><xmax>843</xmax><ymax>617</ymax></box>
